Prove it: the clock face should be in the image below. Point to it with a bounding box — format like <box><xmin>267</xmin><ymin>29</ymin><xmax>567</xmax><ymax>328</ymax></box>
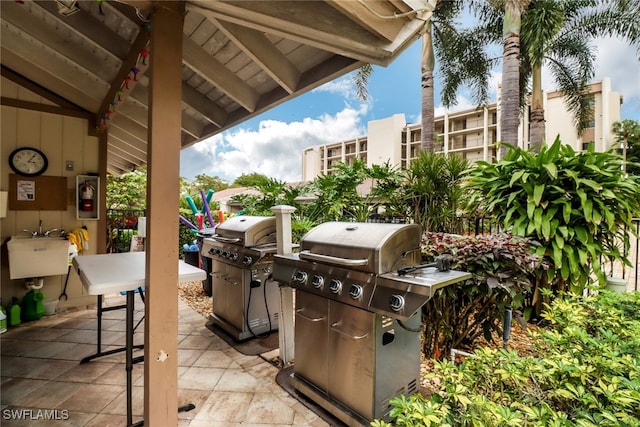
<box><xmin>8</xmin><ymin>147</ymin><xmax>49</xmax><ymax>177</ymax></box>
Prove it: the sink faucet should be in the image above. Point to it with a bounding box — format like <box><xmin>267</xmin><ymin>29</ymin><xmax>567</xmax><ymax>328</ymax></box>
<box><xmin>23</xmin><ymin>221</ymin><xmax>59</xmax><ymax>237</ymax></box>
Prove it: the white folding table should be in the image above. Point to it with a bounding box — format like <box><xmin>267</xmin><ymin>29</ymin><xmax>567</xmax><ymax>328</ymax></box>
<box><xmin>73</xmin><ymin>251</ymin><xmax>206</xmax><ymax>426</ymax></box>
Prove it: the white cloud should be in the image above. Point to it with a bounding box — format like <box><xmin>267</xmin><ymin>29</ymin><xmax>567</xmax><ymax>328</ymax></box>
<box><xmin>312</xmin><ymin>76</ymin><xmax>354</xmax><ymax>98</ymax></box>
<box><xmin>540</xmin><ymin>37</ymin><xmax>639</xmax><ymax>98</ymax></box>
<box><xmin>180</xmin><ymin>105</ymin><xmax>368</xmax><ymax>182</ymax></box>
<box><xmin>593</xmin><ymin>37</ymin><xmax>640</xmax><ymax>99</ymax></box>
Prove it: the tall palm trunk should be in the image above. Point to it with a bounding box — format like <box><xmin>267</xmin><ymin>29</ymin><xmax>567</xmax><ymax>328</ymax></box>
<box><xmin>500</xmin><ymin>1</ymin><xmax>526</xmax><ymax>157</ymax></box>
<box><xmin>529</xmin><ymin>64</ymin><xmax>545</xmax><ymax>151</ymax></box>
<box><xmin>421</xmin><ymin>21</ymin><xmax>435</xmax><ymax>152</ymax></box>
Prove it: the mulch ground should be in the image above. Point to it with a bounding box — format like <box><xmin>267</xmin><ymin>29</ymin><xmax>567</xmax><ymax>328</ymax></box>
<box><xmin>178</xmin><ymin>280</ymin><xmax>542</xmax><ymax>381</ymax></box>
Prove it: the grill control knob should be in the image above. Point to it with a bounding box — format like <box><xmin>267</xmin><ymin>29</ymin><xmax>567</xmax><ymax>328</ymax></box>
<box><xmin>349</xmin><ymin>284</ymin><xmax>363</xmax><ymax>299</ymax></box>
<box><xmin>229</xmin><ymin>252</ymin><xmax>239</xmax><ymax>261</ymax></box>
<box><xmin>312</xmin><ymin>275</ymin><xmax>324</xmax><ymax>289</ymax></box>
<box><xmin>242</xmin><ymin>256</ymin><xmax>253</xmax><ymax>265</ymax></box>
<box><xmin>389</xmin><ymin>294</ymin><xmax>405</xmax><ymax>312</ymax></box>
<box><xmin>293</xmin><ymin>271</ymin><xmax>308</xmax><ymax>284</ymax></box>
<box><xmin>329</xmin><ymin>279</ymin><xmax>342</xmax><ymax>294</ymax></box>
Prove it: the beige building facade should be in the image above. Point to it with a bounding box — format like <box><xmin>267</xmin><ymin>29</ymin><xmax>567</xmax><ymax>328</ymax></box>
<box><xmin>302</xmin><ymin>78</ymin><xmax>622</xmax><ymax>180</ymax></box>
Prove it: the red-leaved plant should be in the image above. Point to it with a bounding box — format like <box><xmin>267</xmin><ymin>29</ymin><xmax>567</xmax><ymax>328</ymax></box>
<box><xmin>420</xmin><ymin>232</ymin><xmax>542</xmax><ymax>359</ymax></box>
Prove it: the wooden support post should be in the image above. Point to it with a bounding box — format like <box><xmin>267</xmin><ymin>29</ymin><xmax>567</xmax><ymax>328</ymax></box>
<box><xmin>144</xmin><ymin>2</ymin><xmax>184</xmax><ymax>426</ymax></box>
<box><xmin>97</xmin><ymin>131</ymin><xmax>107</xmax><ymax>254</ymax></box>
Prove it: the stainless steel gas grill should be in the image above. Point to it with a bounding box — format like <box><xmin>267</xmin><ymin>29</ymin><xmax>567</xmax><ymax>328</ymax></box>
<box><xmin>201</xmin><ymin>216</ymin><xmax>280</xmax><ymax>341</ymax></box>
<box><xmin>272</xmin><ymin>222</ymin><xmax>470</xmax><ymax>426</ymax></box>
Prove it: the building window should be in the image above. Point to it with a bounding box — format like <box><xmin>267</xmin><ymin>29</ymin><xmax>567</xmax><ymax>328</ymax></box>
<box><xmin>585</xmin><ymin>95</ymin><xmax>596</xmax><ymax>128</ymax></box>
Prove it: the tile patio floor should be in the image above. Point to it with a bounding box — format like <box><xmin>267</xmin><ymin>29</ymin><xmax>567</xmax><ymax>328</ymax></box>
<box><xmin>0</xmin><ymin>293</ymin><xmax>329</xmax><ymax>426</ymax></box>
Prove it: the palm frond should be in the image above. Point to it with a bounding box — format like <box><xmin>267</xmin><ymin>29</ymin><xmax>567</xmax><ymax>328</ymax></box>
<box><xmin>352</xmin><ymin>63</ymin><xmax>373</xmax><ymax>102</ymax></box>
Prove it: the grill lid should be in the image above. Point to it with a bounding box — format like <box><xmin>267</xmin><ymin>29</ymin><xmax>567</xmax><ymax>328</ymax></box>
<box><xmin>299</xmin><ymin>222</ymin><xmax>421</xmax><ymax>274</ymax></box>
<box><xmin>213</xmin><ymin>216</ymin><xmax>276</xmax><ymax>247</ymax></box>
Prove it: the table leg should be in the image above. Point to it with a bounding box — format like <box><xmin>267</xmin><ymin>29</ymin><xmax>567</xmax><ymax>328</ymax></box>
<box><xmin>126</xmin><ymin>290</ymin><xmax>134</xmax><ymax>427</ymax></box>
<box><xmin>80</xmin><ymin>291</ymin><xmax>144</xmax><ymax>364</ymax></box>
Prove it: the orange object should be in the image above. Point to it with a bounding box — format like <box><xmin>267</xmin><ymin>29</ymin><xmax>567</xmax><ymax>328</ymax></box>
<box><xmin>218</xmin><ymin>210</ymin><xmax>225</xmax><ymax>224</ymax></box>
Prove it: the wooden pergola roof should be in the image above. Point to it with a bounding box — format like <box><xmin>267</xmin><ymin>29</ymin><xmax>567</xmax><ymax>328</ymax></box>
<box><xmin>1</xmin><ymin>0</ymin><xmax>432</xmax><ymax>175</ymax></box>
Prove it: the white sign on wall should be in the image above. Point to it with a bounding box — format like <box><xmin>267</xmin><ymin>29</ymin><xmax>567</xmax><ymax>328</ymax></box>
<box><xmin>17</xmin><ymin>180</ymin><xmax>35</xmax><ymax>201</ymax></box>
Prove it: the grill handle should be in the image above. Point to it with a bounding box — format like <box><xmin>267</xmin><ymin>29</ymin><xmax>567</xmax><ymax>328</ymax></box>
<box><xmin>330</xmin><ymin>321</ymin><xmax>369</xmax><ymax>340</ymax></box>
<box><xmin>210</xmin><ymin>236</ymin><xmax>242</xmax><ymax>244</ymax></box>
<box><xmin>299</xmin><ymin>250</ymin><xmax>368</xmax><ymax>267</ymax></box>
<box><xmin>295</xmin><ymin>308</ymin><xmax>326</xmax><ymax>322</ymax></box>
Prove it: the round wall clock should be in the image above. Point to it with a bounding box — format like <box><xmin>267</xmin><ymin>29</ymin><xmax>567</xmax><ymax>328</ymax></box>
<box><xmin>8</xmin><ymin>147</ymin><xmax>49</xmax><ymax>177</ymax></box>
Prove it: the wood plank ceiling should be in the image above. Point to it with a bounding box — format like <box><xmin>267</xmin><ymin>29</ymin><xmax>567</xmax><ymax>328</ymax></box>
<box><xmin>1</xmin><ymin>0</ymin><xmax>432</xmax><ymax>175</ymax></box>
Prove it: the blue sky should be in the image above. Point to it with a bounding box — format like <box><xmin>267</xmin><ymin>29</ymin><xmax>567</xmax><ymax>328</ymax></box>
<box><xmin>180</xmin><ymin>36</ymin><xmax>640</xmax><ymax>183</ymax></box>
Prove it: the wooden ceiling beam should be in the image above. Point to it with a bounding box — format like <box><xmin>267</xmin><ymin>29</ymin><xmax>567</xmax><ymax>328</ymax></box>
<box><xmin>0</xmin><ymin>48</ymin><xmax>103</xmax><ymax>112</ymax></box>
<box><xmin>181</xmin><ymin>83</ymin><xmax>227</xmax><ymax>127</ymax></box>
<box><xmin>324</xmin><ymin>0</ymin><xmax>407</xmax><ymax>42</ymax></box>
<box><xmin>134</xmin><ymin>70</ymin><xmax>227</xmax><ymax>128</ymax></box>
<box><xmin>0</xmin><ymin>96</ymin><xmax>93</xmax><ymax>120</ymax></box>
<box><xmin>115</xmin><ymin>99</ymin><xmax>148</xmax><ymax>127</ymax></box>
<box><xmin>2</xmin><ymin>2</ymin><xmax>119</xmax><ymax>82</ymax></box>
<box><xmin>109</xmin><ymin>135</ymin><xmax>147</xmax><ymax>161</ymax></box>
<box><xmin>97</xmin><ymin>26</ymin><xmax>150</xmax><ymax>129</ymax></box>
<box><xmin>106</xmin><ymin>150</ymin><xmax>137</xmax><ymax>171</ymax></box>
<box><xmin>123</xmin><ymin>85</ymin><xmax>210</xmax><ymax>139</ymax></box>
<box><xmin>108</xmin><ymin>125</ymin><xmax>148</xmax><ymax>152</ymax></box>
<box><xmin>180</xmin><ymin>113</ymin><xmax>207</xmax><ymax>139</ymax></box>
<box><xmin>110</xmin><ymin>115</ymin><xmax>148</xmax><ymax>142</ymax></box>
<box><xmin>108</xmin><ymin>140</ymin><xmax>146</xmax><ymax>163</ymax></box>
<box><xmin>180</xmin><ymin>133</ymin><xmax>198</xmax><ymax>148</ymax></box>
<box><xmin>214</xmin><ymin>18</ymin><xmax>301</xmax><ymax>94</ymax></box>
<box><xmin>182</xmin><ymin>37</ymin><xmax>260</xmax><ymax>112</ymax></box>
<box><xmin>33</xmin><ymin>0</ymin><xmax>132</xmax><ymax>58</ymax></box>
<box><xmin>1</xmin><ymin>65</ymin><xmax>89</xmax><ymax>111</ymax></box>
<box><xmin>187</xmin><ymin>0</ymin><xmax>410</xmax><ymax>65</ymax></box>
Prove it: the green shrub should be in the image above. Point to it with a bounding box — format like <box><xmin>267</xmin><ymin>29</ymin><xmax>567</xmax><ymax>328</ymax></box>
<box><xmin>373</xmin><ymin>290</ymin><xmax>640</xmax><ymax>427</ymax></box>
<box><xmin>421</xmin><ymin>232</ymin><xmax>540</xmax><ymax>359</ymax></box>
<box><xmin>464</xmin><ymin>137</ymin><xmax>640</xmax><ymax>301</ymax></box>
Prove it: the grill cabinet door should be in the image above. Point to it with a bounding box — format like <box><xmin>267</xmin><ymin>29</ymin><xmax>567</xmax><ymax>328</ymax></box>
<box><xmin>212</xmin><ymin>262</ymin><xmax>245</xmax><ymax>331</ymax></box>
<box><xmin>328</xmin><ymin>300</ymin><xmax>375</xmax><ymax>419</ymax></box>
<box><xmin>294</xmin><ymin>291</ymin><xmax>329</xmax><ymax>392</ymax></box>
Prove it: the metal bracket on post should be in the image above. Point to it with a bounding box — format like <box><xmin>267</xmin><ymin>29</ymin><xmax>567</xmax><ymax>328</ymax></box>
<box><xmin>271</xmin><ymin>205</ymin><xmax>296</xmax><ymax>366</ymax></box>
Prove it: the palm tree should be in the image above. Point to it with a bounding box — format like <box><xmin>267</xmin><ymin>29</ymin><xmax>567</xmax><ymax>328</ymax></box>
<box><xmin>613</xmin><ymin>119</ymin><xmax>640</xmax><ymax>176</ymax></box>
<box><xmin>398</xmin><ymin>151</ymin><xmax>469</xmax><ymax>233</ymax></box>
<box><xmin>422</xmin><ymin>1</ymin><xmax>501</xmax><ymax>152</ymax></box>
<box><xmin>421</xmin><ymin>20</ymin><xmax>436</xmax><ymax>152</ymax></box>
<box><xmin>497</xmin><ymin>0</ymin><xmax>532</xmax><ymax>156</ymax></box>
<box><xmin>522</xmin><ymin>0</ymin><xmax>640</xmax><ymax>150</ymax></box>
<box><xmin>354</xmin><ymin>2</ymin><xmax>494</xmax><ymax>153</ymax></box>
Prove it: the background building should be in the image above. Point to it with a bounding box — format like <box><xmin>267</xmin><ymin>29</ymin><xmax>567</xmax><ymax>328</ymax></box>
<box><xmin>302</xmin><ymin>78</ymin><xmax>622</xmax><ymax>180</ymax></box>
